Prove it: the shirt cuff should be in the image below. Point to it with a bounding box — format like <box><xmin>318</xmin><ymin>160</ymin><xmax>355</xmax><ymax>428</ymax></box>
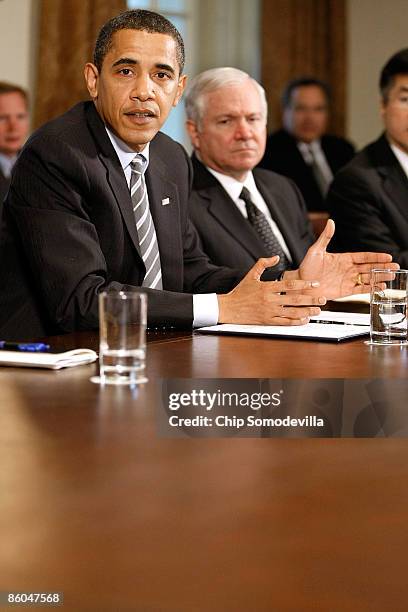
<box><xmin>192</xmin><ymin>293</ymin><xmax>219</xmax><ymax>328</ymax></box>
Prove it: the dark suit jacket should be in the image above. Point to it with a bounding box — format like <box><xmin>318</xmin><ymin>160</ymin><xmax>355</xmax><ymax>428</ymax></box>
<box><xmin>0</xmin><ymin>102</ymin><xmax>243</xmax><ymax>340</ymax></box>
<box><xmin>327</xmin><ymin>134</ymin><xmax>408</xmax><ymax>267</ymax></box>
<box><xmin>189</xmin><ymin>156</ymin><xmax>315</xmax><ymax>274</ymax></box>
<box><xmin>258</xmin><ymin>128</ymin><xmax>355</xmax><ymax>212</ymax></box>
<box><xmin>0</xmin><ymin>169</ymin><xmax>10</xmax><ymax>204</ymax></box>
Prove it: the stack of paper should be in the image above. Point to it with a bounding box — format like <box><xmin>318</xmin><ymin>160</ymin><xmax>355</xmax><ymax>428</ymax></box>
<box><xmin>0</xmin><ymin>349</ymin><xmax>98</xmax><ymax>370</ymax></box>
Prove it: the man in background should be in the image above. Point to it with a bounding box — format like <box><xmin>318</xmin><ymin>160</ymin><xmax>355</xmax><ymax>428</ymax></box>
<box><xmin>0</xmin><ymin>82</ymin><xmax>29</xmax><ymax>202</ymax></box>
<box><xmin>259</xmin><ymin>77</ymin><xmax>355</xmax><ymax>211</ymax></box>
<box><xmin>328</xmin><ymin>49</ymin><xmax>408</xmax><ymax>268</ymax></box>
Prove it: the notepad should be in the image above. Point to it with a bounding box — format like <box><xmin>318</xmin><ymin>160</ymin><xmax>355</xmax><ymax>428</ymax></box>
<box><xmin>0</xmin><ymin>348</ymin><xmax>98</xmax><ymax>369</ymax></box>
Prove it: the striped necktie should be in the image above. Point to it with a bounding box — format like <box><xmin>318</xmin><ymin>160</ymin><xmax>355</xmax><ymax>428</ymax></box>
<box><xmin>240</xmin><ymin>187</ymin><xmax>290</xmax><ymax>274</ymax></box>
<box><xmin>130</xmin><ymin>154</ymin><xmax>163</xmax><ymax>289</ymax></box>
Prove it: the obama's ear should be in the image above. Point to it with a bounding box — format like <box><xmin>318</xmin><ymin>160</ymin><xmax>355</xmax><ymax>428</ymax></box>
<box><xmin>84</xmin><ymin>63</ymin><xmax>100</xmax><ymax>100</ymax></box>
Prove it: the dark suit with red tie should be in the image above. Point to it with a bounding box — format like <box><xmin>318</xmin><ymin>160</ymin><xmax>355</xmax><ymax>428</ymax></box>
<box><xmin>0</xmin><ymin>102</ymin><xmax>242</xmax><ymax>340</ymax></box>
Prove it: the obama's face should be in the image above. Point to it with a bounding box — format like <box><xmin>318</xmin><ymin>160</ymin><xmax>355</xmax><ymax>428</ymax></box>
<box><xmin>85</xmin><ymin>29</ymin><xmax>186</xmax><ymax>151</ymax></box>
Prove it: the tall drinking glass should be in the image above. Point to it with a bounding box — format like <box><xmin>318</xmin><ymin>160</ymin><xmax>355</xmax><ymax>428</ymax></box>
<box><xmin>92</xmin><ymin>290</ymin><xmax>148</xmax><ymax>385</ymax></box>
<box><xmin>369</xmin><ymin>269</ymin><xmax>408</xmax><ymax>345</ymax></box>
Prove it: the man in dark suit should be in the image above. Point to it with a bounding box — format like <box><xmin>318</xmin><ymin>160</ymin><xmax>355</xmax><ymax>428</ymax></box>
<box><xmin>328</xmin><ymin>49</ymin><xmax>408</xmax><ymax>268</ymax></box>
<box><xmin>0</xmin><ymin>82</ymin><xmax>29</xmax><ymax>203</ymax></box>
<box><xmin>1</xmin><ymin>9</ymin><xmax>336</xmax><ymax>340</ymax></box>
<box><xmin>259</xmin><ymin>77</ymin><xmax>355</xmax><ymax>212</ymax></box>
<box><xmin>190</xmin><ymin>154</ymin><xmax>314</xmax><ymax>273</ymax></box>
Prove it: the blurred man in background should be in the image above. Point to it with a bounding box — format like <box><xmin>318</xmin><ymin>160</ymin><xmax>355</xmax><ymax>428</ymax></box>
<box><xmin>259</xmin><ymin>77</ymin><xmax>355</xmax><ymax>211</ymax></box>
<box><xmin>0</xmin><ymin>82</ymin><xmax>29</xmax><ymax>202</ymax></box>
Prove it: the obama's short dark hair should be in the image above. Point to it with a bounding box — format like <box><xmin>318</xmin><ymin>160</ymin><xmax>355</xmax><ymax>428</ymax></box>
<box><xmin>93</xmin><ymin>9</ymin><xmax>185</xmax><ymax>75</ymax></box>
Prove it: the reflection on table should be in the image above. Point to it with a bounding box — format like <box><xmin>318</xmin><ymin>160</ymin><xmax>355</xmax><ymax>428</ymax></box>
<box><xmin>1</xmin><ymin>322</ymin><xmax>408</xmax><ymax>611</ymax></box>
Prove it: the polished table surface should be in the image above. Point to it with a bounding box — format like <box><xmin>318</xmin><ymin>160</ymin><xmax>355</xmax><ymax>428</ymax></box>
<box><xmin>1</xmin><ymin>327</ymin><xmax>408</xmax><ymax>611</ymax></box>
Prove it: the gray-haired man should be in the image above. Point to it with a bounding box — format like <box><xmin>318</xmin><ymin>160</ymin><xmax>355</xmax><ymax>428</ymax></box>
<box><xmin>185</xmin><ymin>67</ymin><xmax>388</xmax><ymax>293</ymax></box>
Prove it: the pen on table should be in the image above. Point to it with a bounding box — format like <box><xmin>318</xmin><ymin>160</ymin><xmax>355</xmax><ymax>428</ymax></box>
<box><xmin>312</xmin><ymin>320</ymin><xmax>369</xmax><ymax>327</ymax></box>
<box><xmin>0</xmin><ymin>341</ymin><xmax>50</xmax><ymax>352</ymax></box>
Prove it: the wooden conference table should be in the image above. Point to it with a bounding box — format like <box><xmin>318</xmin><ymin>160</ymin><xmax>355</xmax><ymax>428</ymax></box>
<box><xmin>1</xmin><ymin>323</ymin><xmax>408</xmax><ymax>611</ymax></box>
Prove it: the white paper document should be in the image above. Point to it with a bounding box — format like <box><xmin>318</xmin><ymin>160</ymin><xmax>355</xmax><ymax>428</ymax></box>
<box><xmin>334</xmin><ymin>290</ymin><xmax>405</xmax><ymax>305</ymax></box>
<box><xmin>334</xmin><ymin>293</ymin><xmax>370</xmax><ymax>304</ymax></box>
<box><xmin>0</xmin><ymin>348</ymin><xmax>98</xmax><ymax>369</ymax></box>
<box><xmin>198</xmin><ymin>311</ymin><xmax>370</xmax><ymax>342</ymax></box>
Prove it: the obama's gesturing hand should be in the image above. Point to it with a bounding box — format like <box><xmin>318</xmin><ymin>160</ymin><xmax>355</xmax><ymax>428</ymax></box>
<box><xmin>218</xmin><ymin>256</ymin><xmax>326</xmax><ymax>325</ymax></box>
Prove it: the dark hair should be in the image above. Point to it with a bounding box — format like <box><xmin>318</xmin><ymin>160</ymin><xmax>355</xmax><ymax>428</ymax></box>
<box><xmin>93</xmin><ymin>9</ymin><xmax>185</xmax><ymax>75</ymax></box>
<box><xmin>380</xmin><ymin>48</ymin><xmax>408</xmax><ymax>102</ymax></box>
<box><xmin>281</xmin><ymin>76</ymin><xmax>331</xmax><ymax>108</ymax></box>
<box><xmin>0</xmin><ymin>81</ymin><xmax>29</xmax><ymax>107</ymax></box>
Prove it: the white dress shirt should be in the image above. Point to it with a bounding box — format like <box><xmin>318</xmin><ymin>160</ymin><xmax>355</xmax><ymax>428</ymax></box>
<box><xmin>0</xmin><ymin>153</ymin><xmax>17</xmax><ymax>178</ymax></box>
<box><xmin>389</xmin><ymin>142</ymin><xmax>408</xmax><ymax>180</ymax></box>
<box><xmin>106</xmin><ymin>128</ymin><xmax>218</xmax><ymax>327</ymax></box>
<box><xmin>206</xmin><ymin>166</ymin><xmax>292</xmax><ymax>262</ymax></box>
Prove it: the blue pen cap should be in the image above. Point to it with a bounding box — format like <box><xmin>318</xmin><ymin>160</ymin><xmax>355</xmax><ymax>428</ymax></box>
<box><xmin>17</xmin><ymin>343</ymin><xmax>50</xmax><ymax>352</ymax></box>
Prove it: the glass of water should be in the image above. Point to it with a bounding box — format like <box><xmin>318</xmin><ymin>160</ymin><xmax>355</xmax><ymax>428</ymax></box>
<box><xmin>369</xmin><ymin>269</ymin><xmax>408</xmax><ymax>345</ymax></box>
<box><xmin>92</xmin><ymin>290</ymin><xmax>148</xmax><ymax>385</ymax></box>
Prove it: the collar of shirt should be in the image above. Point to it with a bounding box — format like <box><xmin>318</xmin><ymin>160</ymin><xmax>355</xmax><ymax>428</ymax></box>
<box><xmin>0</xmin><ymin>152</ymin><xmax>17</xmax><ymax>179</ymax></box>
<box><xmin>205</xmin><ymin>165</ymin><xmax>292</xmax><ymax>262</ymax></box>
<box><xmin>105</xmin><ymin>127</ymin><xmax>150</xmax><ymax>188</ymax></box>
<box><xmin>297</xmin><ymin>140</ymin><xmax>322</xmax><ymax>164</ymax></box>
<box><xmin>389</xmin><ymin>141</ymin><xmax>408</xmax><ymax>180</ymax></box>
<box><xmin>206</xmin><ymin>166</ymin><xmax>258</xmax><ymax>207</ymax></box>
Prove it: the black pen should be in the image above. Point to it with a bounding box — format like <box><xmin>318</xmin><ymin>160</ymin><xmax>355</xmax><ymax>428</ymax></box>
<box><xmin>312</xmin><ymin>320</ymin><xmax>369</xmax><ymax>327</ymax></box>
<box><xmin>0</xmin><ymin>341</ymin><xmax>50</xmax><ymax>352</ymax></box>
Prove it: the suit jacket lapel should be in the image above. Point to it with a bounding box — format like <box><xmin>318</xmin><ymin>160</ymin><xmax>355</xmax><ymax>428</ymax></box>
<box><xmin>192</xmin><ymin>156</ymin><xmax>264</xmax><ymax>259</ymax></box>
<box><xmin>85</xmin><ymin>103</ymin><xmax>142</xmax><ymax>258</ymax></box>
<box><xmin>375</xmin><ymin>135</ymin><xmax>408</xmax><ymax>223</ymax></box>
<box><xmin>207</xmin><ymin>187</ymin><xmax>265</xmax><ymax>259</ymax></box>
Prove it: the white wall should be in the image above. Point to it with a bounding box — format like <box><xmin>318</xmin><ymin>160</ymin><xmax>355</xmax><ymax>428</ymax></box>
<box><xmin>347</xmin><ymin>0</ymin><xmax>408</xmax><ymax>149</ymax></box>
<box><xmin>0</xmin><ymin>0</ymin><xmax>38</xmax><ymax>94</ymax></box>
